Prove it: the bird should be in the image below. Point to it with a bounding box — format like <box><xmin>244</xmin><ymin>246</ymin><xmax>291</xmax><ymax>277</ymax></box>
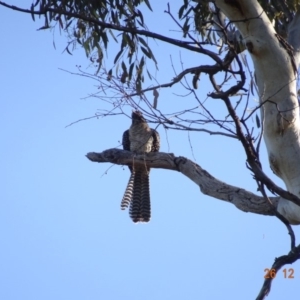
<box><xmin>121</xmin><ymin>110</ymin><xmax>160</xmax><ymax>222</ymax></box>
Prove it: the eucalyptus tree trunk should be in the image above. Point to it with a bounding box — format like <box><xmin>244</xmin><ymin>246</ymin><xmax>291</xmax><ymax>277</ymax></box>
<box><xmin>215</xmin><ymin>0</ymin><xmax>300</xmax><ymax>224</ymax></box>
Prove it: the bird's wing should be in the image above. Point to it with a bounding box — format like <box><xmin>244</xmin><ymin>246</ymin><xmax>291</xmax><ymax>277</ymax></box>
<box><xmin>151</xmin><ymin>129</ymin><xmax>160</xmax><ymax>152</ymax></box>
<box><xmin>122</xmin><ymin>129</ymin><xmax>133</xmax><ymax>172</ymax></box>
<box><xmin>122</xmin><ymin>129</ymin><xmax>130</xmax><ymax>151</ymax></box>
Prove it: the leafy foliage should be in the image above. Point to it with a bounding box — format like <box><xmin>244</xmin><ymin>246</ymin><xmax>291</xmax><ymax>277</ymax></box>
<box><xmin>19</xmin><ymin>0</ymin><xmax>299</xmax><ymax>139</ymax></box>
<box><xmin>31</xmin><ymin>0</ymin><xmax>156</xmax><ymax>89</ymax></box>
<box><xmin>258</xmin><ymin>0</ymin><xmax>300</xmax><ymax>37</ymax></box>
<box><xmin>22</xmin><ymin>0</ymin><xmax>299</xmax><ymax>138</ymax></box>
<box><xmin>28</xmin><ymin>0</ymin><xmax>300</xmax><ymax>91</ymax></box>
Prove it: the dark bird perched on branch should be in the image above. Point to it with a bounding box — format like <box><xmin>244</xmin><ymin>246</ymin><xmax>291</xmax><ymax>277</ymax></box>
<box><xmin>121</xmin><ymin>111</ymin><xmax>160</xmax><ymax>222</ymax></box>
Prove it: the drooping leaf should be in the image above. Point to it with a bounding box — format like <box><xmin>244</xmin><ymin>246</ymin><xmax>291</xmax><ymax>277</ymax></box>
<box><xmin>65</xmin><ymin>45</ymin><xmax>73</xmax><ymax>55</ymax></box>
<box><xmin>83</xmin><ymin>39</ymin><xmax>91</xmax><ymax>57</ymax></box>
<box><xmin>111</xmin><ymin>10</ymin><xmax>116</xmax><ymax>23</ymax></box>
<box><xmin>121</xmin><ymin>61</ymin><xmax>127</xmax><ymax>72</ymax></box>
<box><xmin>141</xmin><ymin>46</ymin><xmax>151</xmax><ymax>59</ymax></box>
<box><xmin>58</xmin><ymin>17</ymin><xmax>64</xmax><ymax>29</ymax></box>
<box><xmin>101</xmin><ymin>31</ymin><xmax>108</xmax><ymax>49</ymax></box>
<box><xmin>178</xmin><ymin>5</ymin><xmax>185</xmax><ymax>19</ymax></box>
<box><xmin>121</xmin><ymin>33</ymin><xmax>129</xmax><ymax>48</ymax></box>
<box><xmin>138</xmin><ymin>36</ymin><xmax>148</xmax><ymax>48</ymax></box>
<box><xmin>256</xmin><ymin>114</ymin><xmax>261</xmax><ymax>128</ymax></box>
<box><xmin>37</xmin><ymin>25</ymin><xmax>50</xmax><ymax>30</ymax></box>
<box><xmin>128</xmin><ymin>62</ymin><xmax>135</xmax><ymax>81</ymax></box>
<box><xmin>114</xmin><ymin>48</ymin><xmax>124</xmax><ymax>64</ymax></box>
<box><xmin>182</xmin><ymin>18</ymin><xmax>190</xmax><ymax>38</ymax></box>
<box><xmin>143</xmin><ymin>0</ymin><xmax>153</xmax><ymax>11</ymax></box>
<box><xmin>147</xmin><ymin>47</ymin><xmax>157</xmax><ymax>65</ymax></box>
<box><xmin>108</xmin><ymin>29</ymin><xmax>118</xmax><ymax>43</ymax></box>
<box><xmin>65</xmin><ymin>20</ymin><xmax>73</xmax><ymax>29</ymax></box>
<box><xmin>137</xmin><ymin>9</ymin><xmax>144</xmax><ymax>26</ymax></box>
<box><xmin>120</xmin><ymin>71</ymin><xmax>127</xmax><ymax>83</ymax></box>
<box><xmin>146</xmin><ymin>69</ymin><xmax>152</xmax><ymax>80</ymax></box>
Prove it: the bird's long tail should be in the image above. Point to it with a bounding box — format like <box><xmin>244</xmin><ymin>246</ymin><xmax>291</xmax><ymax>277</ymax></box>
<box><xmin>130</xmin><ymin>168</ymin><xmax>151</xmax><ymax>222</ymax></box>
<box><xmin>121</xmin><ymin>171</ymin><xmax>135</xmax><ymax>210</ymax></box>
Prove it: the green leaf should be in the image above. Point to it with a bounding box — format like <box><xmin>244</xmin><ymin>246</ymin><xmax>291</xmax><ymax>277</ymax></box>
<box><xmin>121</xmin><ymin>33</ymin><xmax>129</xmax><ymax>48</ymax></box>
<box><xmin>144</xmin><ymin>0</ymin><xmax>153</xmax><ymax>11</ymax></box>
<box><xmin>111</xmin><ymin>10</ymin><xmax>116</xmax><ymax>23</ymax></box>
<box><xmin>146</xmin><ymin>47</ymin><xmax>157</xmax><ymax>65</ymax></box>
<box><xmin>141</xmin><ymin>46</ymin><xmax>151</xmax><ymax>59</ymax></box>
<box><xmin>108</xmin><ymin>29</ymin><xmax>118</xmax><ymax>43</ymax></box>
<box><xmin>121</xmin><ymin>61</ymin><xmax>127</xmax><ymax>72</ymax></box>
<box><xmin>120</xmin><ymin>71</ymin><xmax>127</xmax><ymax>83</ymax></box>
<box><xmin>83</xmin><ymin>39</ymin><xmax>91</xmax><ymax>57</ymax></box>
<box><xmin>147</xmin><ymin>69</ymin><xmax>152</xmax><ymax>80</ymax></box>
<box><xmin>115</xmin><ymin>63</ymin><xmax>119</xmax><ymax>76</ymax></box>
<box><xmin>137</xmin><ymin>9</ymin><xmax>144</xmax><ymax>26</ymax></box>
<box><xmin>58</xmin><ymin>17</ymin><xmax>63</xmax><ymax>29</ymax></box>
<box><xmin>183</xmin><ymin>18</ymin><xmax>189</xmax><ymax>38</ymax></box>
<box><xmin>37</xmin><ymin>25</ymin><xmax>50</xmax><ymax>30</ymax></box>
<box><xmin>95</xmin><ymin>63</ymin><xmax>101</xmax><ymax>75</ymax></box>
<box><xmin>139</xmin><ymin>56</ymin><xmax>144</xmax><ymax>70</ymax></box>
<box><xmin>65</xmin><ymin>46</ymin><xmax>73</xmax><ymax>55</ymax></box>
<box><xmin>114</xmin><ymin>48</ymin><xmax>124</xmax><ymax>64</ymax></box>
<box><xmin>256</xmin><ymin>114</ymin><xmax>260</xmax><ymax>128</ymax></box>
<box><xmin>128</xmin><ymin>62</ymin><xmax>135</xmax><ymax>81</ymax></box>
<box><xmin>138</xmin><ymin>37</ymin><xmax>148</xmax><ymax>48</ymax></box>
<box><xmin>137</xmin><ymin>20</ymin><xmax>144</xmax><ymax>27</ymax></box>
<box><xmin>178</xmin><ymin>5</ymin><xmax>185</xmax><ymax>19</ymax></box>
<box><xmin>96</xmin><ymin>45</ymin><xmax>103</xmax><ymax>72</ymax></box>
<box><xmin>101</xmin><ymin>31</ymin><xmax>108</xmax><ymax>49</ymax></box>
<box><xmin>65</xmin><ymin>20</ymin><xmax>73</xmax><ymax>29</ymax></box>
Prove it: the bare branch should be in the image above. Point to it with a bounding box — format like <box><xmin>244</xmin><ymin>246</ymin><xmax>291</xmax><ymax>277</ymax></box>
<box><xmin>256</xmin><ymin>243</ymin><xmax>300</xmax><ymax>300</ymax></box>
<box><xmin>86</xmin><ymin>148</ymin><xmax>280</xmax><ymax>216</ymax></box>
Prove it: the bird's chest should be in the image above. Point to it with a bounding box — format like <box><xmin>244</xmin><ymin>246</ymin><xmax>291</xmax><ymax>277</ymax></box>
<box><xmin>129</xmin><ymin>125</ymin><xmax>153</xmax><ymax>153</ymax></box>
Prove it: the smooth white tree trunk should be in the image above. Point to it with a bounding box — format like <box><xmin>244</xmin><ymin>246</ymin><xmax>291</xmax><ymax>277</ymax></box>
<box><xmin>215</xmin><ymin>0</ymin><xmax>300</xmax><ymax>224</ymax></box>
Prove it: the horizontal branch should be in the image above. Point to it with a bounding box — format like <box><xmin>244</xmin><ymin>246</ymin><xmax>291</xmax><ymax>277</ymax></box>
<box><xmin>86</xmin><ymin>148</ymin><xmax>279</xmax><ymax>217</ymax></box>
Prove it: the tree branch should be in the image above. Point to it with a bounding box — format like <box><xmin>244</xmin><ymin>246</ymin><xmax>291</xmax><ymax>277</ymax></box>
<box><xmin>0</xmin><ymin>1</ymin><xmax>223</xmax><ymax>64</ymax></box>
<box><xmin>86</xmin><ymin>148</ymin><xmax>280</xmax><ymax>217</ymax></box>
<box><xmin>256</xmin><ymin>243</ymin><xmax>300</xmax><ymax>300</ymax></box>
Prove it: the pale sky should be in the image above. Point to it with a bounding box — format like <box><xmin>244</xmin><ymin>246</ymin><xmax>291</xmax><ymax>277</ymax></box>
<box><xmin>1</xmin><ymin>1</ymin><xmax>300</xmax><ymax>300</ymax></box>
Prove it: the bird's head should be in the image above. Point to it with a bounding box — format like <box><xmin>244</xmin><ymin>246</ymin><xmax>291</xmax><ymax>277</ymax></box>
<box><xmin>131</xmin><ymin>110</ymin><xmax>146</xmax><ymax>124</ymax></box>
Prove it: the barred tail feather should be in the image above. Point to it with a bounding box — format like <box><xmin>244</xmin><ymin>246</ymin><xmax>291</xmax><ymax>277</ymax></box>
<box><xmin>129</xmin><ymin>170</ymin><xmax>143</xmax><ymax>222</ymax></box>
<box><xmin>140</xmin><ymin>171</ymin><xmax>151</xmax><ymax>222</ymax></box>
<box><xmin>129</xmin><ymin>168</ymin><xmax>151</xmax><ymax>223</ymax></box>
<box><xmin>121</xmin><ymin>171</ymin><xmax>135</xmax><ymax>210</ymax></box>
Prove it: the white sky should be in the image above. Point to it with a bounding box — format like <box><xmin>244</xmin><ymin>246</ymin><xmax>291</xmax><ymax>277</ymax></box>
<box><xmin>1</xmin><ymin>1</ymin><xmax>300</xmax><ymax>299</ymax></box>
